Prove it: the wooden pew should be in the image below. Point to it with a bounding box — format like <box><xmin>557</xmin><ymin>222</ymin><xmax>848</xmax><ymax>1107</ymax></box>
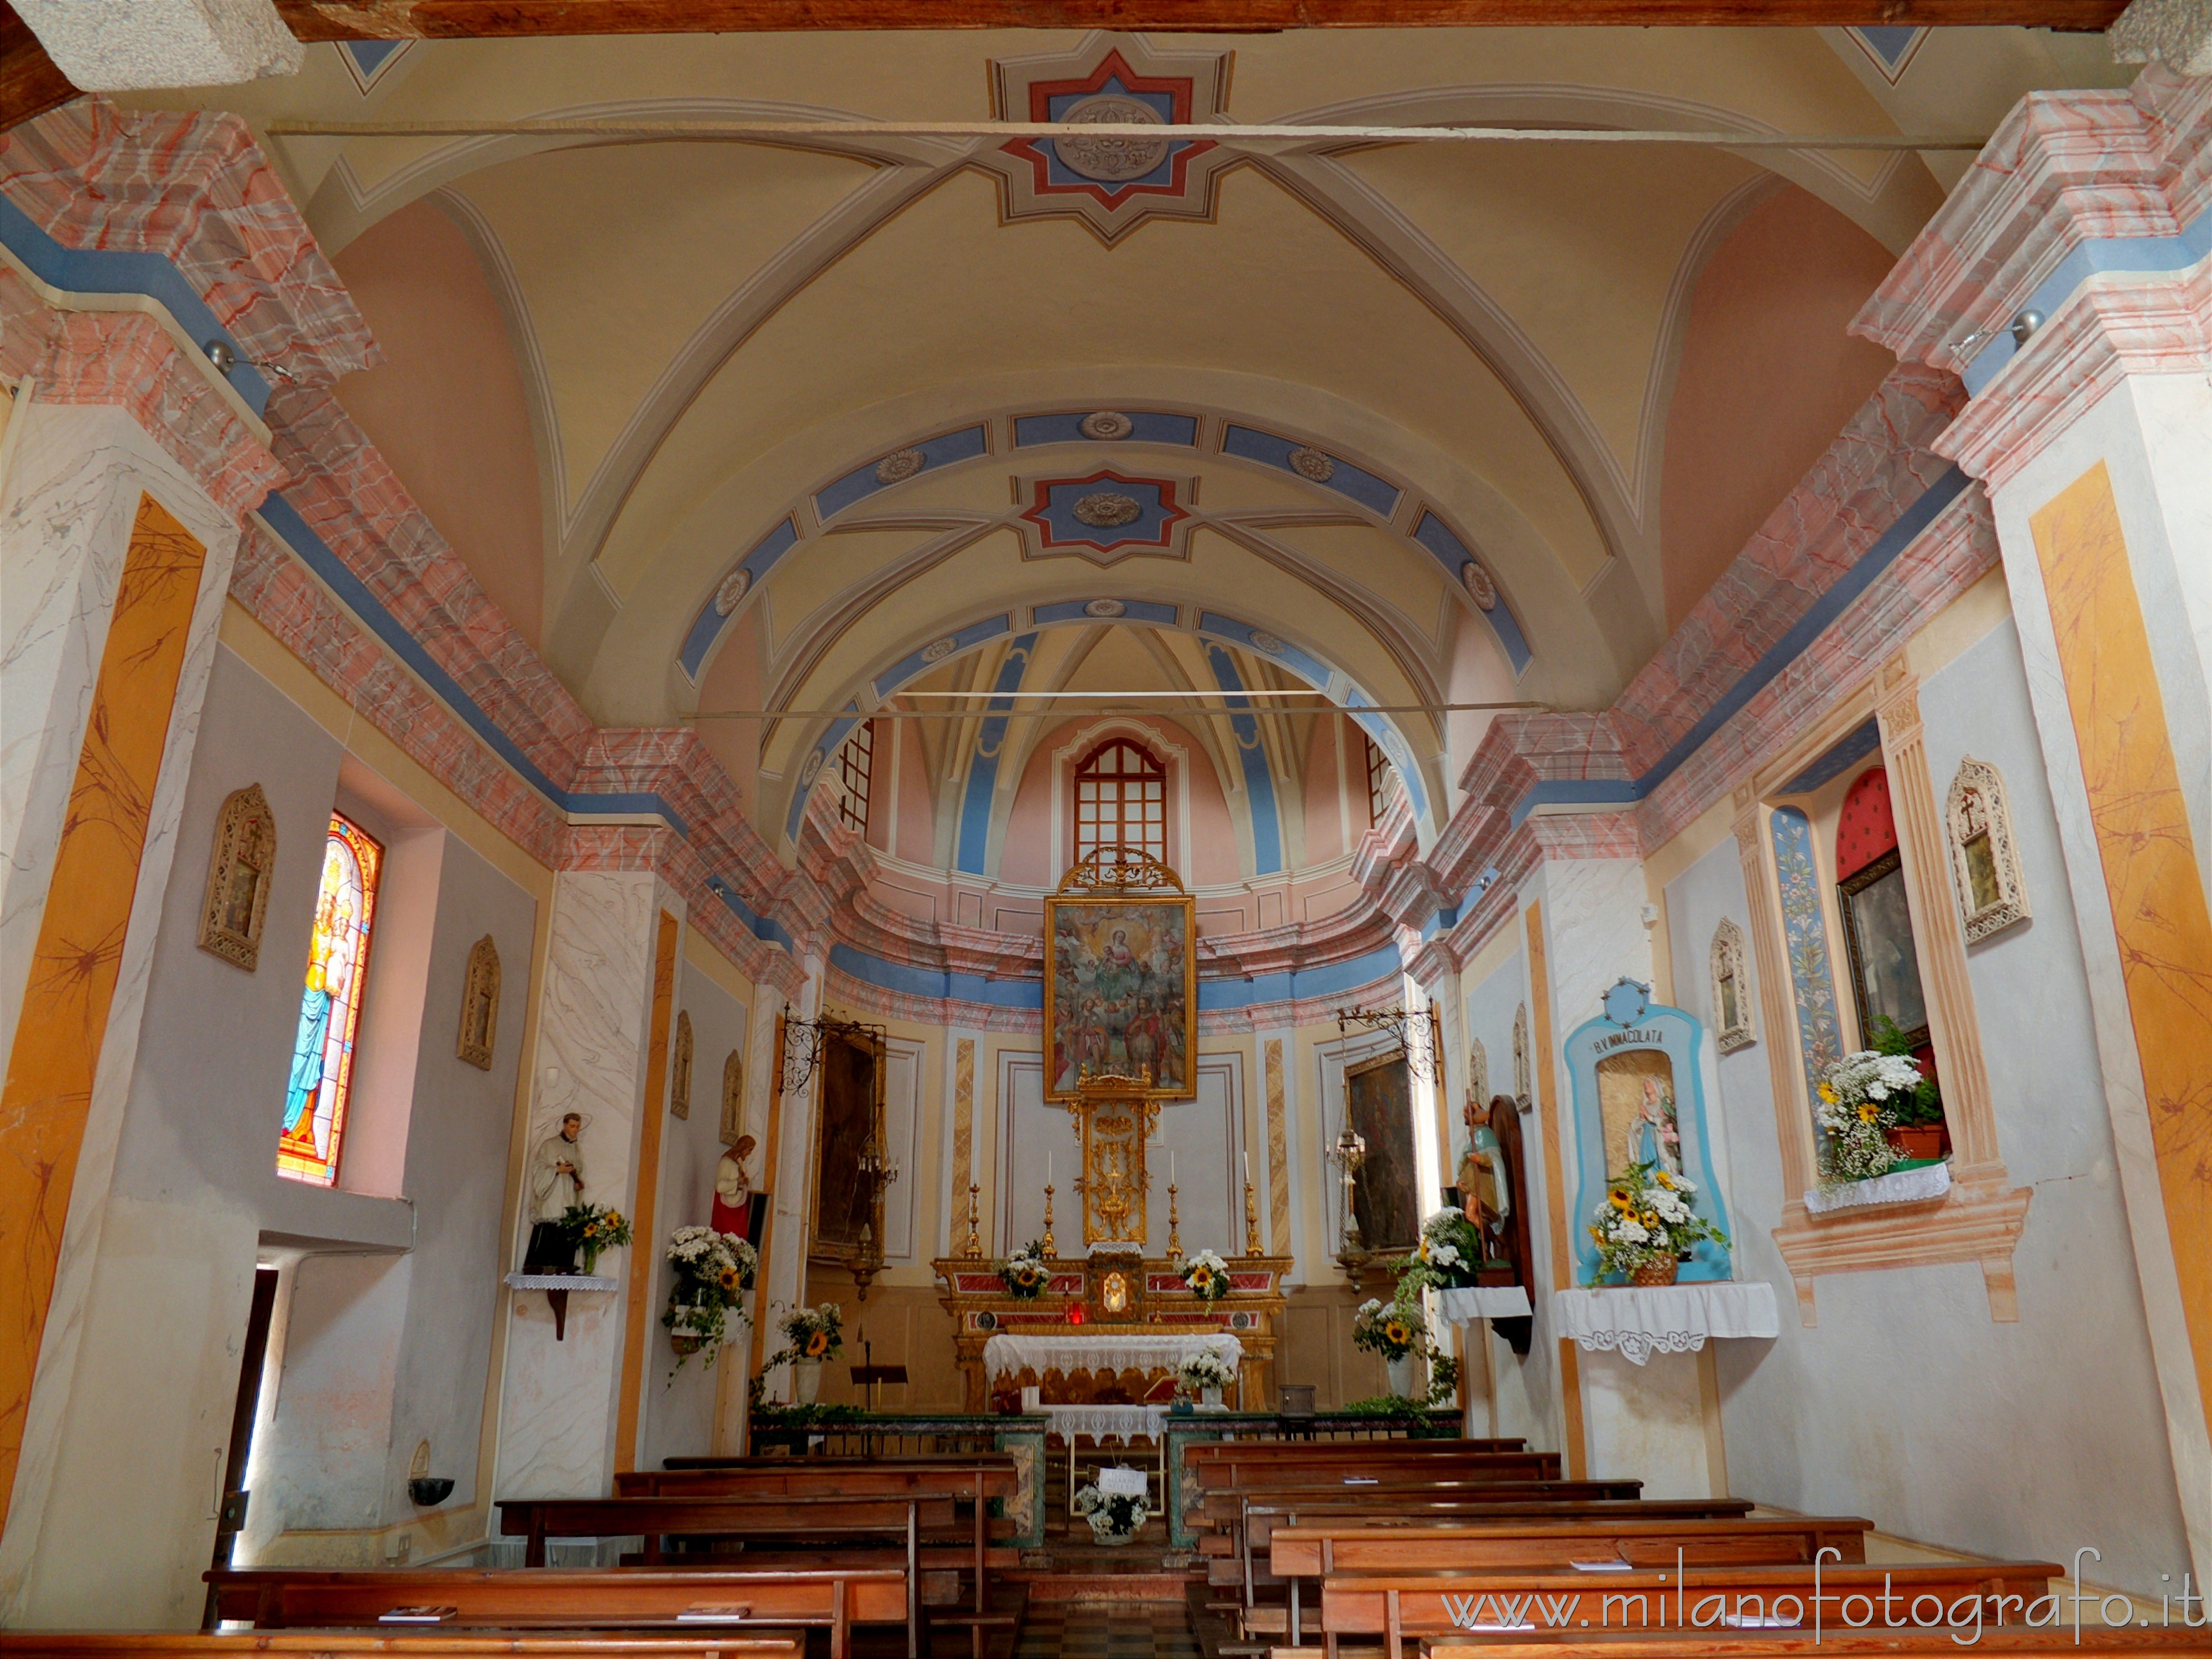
<box><xmin>1249</xmin><ymin>1515</ymin><xmax>1872</xmax><ymax>1642</ymax></box>
<box><xmin>1416</xmin><ymin>1631</ymin><xmax>2212</xmax><ymax>1659</ymax></box>
<box><xmin>1322</xmin><ymin>1559</ymin><xmax>2064</xmax><ymax>1659</ymax></box>
<box><xmin>1189</xmin><ymin>1454</ymin><xmax>1566</xmax><ymax>1500</ymax></box>
<box><xmin>617</xmin><ymin>1456</ymin><xmax>1018</xmax><ymax>1503</ymax></box>
<box><xmin>1183</xmin><ymin>1440</ymin><xmax>1527</xmax><ymax>1474</ymax></box>
<box><xmin>1202</xmin><ymin>1495</ymin><xmax>1750</xmax><ymax>1559</ymax></box>
<box><xmin>0</xmin><ymin>1639</ymin><xmax>805</xmax><ymax>1659</ymax></box>
<box><xmin>204</xmin><ymin>1567</ymin><xmax>905</xmax><ymax>1659</ymax></box>
<box><xmin>497</xmin><ymin>1492</ymin><xmax>957</xmax><ymax>1568</ymax></box>
<box><xmin>1194</xmin><ymin>1479</ymin><xmax>1646</xmax><ymax>1536</ymax></box>
<box><xmin>1186</xmin><ymin>1446</ymin><xmax>1556</xmax><ymax>1486</ymax></box>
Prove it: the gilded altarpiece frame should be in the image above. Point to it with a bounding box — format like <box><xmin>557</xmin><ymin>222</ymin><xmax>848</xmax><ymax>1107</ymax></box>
<box><xmin>808</xmin><ymin>1024</ymin><xmax>889</xmax><ymax>1279</ymax></box>
<box><xmin>198</xmin><ymin>784</ymin><xmax>276</xmax><ymax>971</ymax></box>
<box><xmin>1042</xmin><ymin>849</ymin><xmax>1197</xmax><ymax>1104</ymax></box>
<box><xmin>1062</xmin><ymin>1072</ymin><xmax>1160</xmax><ymax>1249</ymax></box>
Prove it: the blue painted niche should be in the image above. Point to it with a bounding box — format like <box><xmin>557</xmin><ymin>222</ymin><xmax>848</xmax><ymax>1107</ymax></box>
<box><xmin>1564</xmin><ymin>984</ymin><xmax>1733</xmax><ymax>1286</ymax></box>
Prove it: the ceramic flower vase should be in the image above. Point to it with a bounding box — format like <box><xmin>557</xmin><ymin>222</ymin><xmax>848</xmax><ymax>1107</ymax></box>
<box><xmin>792</xmin><ymin>1358</ymin><xmax>823</xmax><ymax>1405</ymax></box>
<box><xmin>1385</xmin><ymin>1353</ymin><xmax>1416</xmax><ymax>1398</ymax></box>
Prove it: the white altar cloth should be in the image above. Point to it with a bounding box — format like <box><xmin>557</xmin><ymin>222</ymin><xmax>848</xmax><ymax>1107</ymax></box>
<box><xmin>1551</xmin><ymin>1282</ymin><xmax>1780</xmax><ymax>1365</ymax></box>
<box><xmin>1803</xmin><ymin>1161</ymin><xmax>1952</xmax><ymax>1214</ymax></box>
<box><xmin>1043</xmin><ymin>1404</ymin><xmax>1171</xmax><ymax>1441</ymax></box>
<box><xmin>984</xmin><ymin>1331</ymin><xmax>1241</xmax><ymax>1378</ymax></box>
<box><xmin>1433</xmin><ymin>1285</ymin><xmax>1534</xmax><ymax>1326</ymax></box>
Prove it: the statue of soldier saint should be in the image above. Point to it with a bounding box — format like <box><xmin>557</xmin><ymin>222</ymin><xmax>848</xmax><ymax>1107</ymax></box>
<box><xmin>523</xmin><ymin>1110</ymin><xmax>587</xmax><ymax>1270</ymax></box>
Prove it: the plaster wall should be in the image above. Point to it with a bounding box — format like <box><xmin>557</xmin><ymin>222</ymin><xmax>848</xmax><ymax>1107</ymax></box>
<box><xmin>638</xmin><ymin>941</ymin><xmax>752</xmax><ymax>1470</ymax></box>
<box><xmin>14</xmin><ymin>644</ymin><xmax>535</xmax><ymax>1622</ymax></box>
<box><xmin>1670</xmin><ymin>618</ymin><xmax>2186</xmax><ymax>1589</ymax></box>
<box><xmin>1460</xmin><ymin>942</ymin><xmax>1557</xmax><ymax>1453</ymax></box>
<box><xmin>329</xmin><ymin>198</ymin><xmax>547</xmax><ymax>650</ymax></box>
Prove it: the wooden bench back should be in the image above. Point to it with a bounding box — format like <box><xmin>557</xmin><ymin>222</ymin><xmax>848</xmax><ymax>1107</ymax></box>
<box><xmin>1270</xmin><ymin>1516</ymin><xmax>1874</xmax><ymax>1576</ymax></box>
<box><xmin>618</xmin><ymin>1464</ymin><xmax>1016</xmax><ymax>1500</ymax></box>
<box><xmin>1194</xmin><ymin>1452</ymin><xmax>1564</xmax><ymax>1491</ymax></box>
<box><xmin>1326</xmin><ymin>1560</ymin><xmax>2063</xmax><ymax>1659</ymax></box>
<box><xmin>1423</xmin><ymin>1632</ymin><xmax>2212</xmax><ymax>1658</ymax></box>
<box><xmin>1183</xmin><ymin>1439</ymin><xmax>1525</xmax><ymax>1470</ymax></box>
<box><xmin>0</xmin><ymin>1638</ymin><xmax>805</xmax><ymax>1659</ymax></box>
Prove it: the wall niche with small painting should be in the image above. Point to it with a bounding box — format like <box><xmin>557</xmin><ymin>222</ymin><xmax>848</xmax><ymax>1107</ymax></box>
<box><xmin>198</xmin><ymin>784</ymin><xmax>278</xmax><ymax>971</ymax></box>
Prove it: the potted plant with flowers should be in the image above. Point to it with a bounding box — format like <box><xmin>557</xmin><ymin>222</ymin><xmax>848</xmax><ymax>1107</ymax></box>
<box><xmin>1395</xmin><ymin>1208</ymin><xmax>1485</xmax><ymax>1291</ymax></box>
<box><xmin>1353</xmin><ymin>1294</ymin><xmax>1428</xmax><ymax>1399</ymax></box>
<box><xmin>1181</xmin><ymin>1248</ymin><xmax>1231</xmax><ymax>1302</ymax></box>
<box><xmin>559</xmin><ymin>1202</ymin><xmax>632</xmax><ymax>1275</ymax></box>
<box><xmin>1072</xmin><ymin>1468</ymin><xmax>1150</xmax><ymax>1545</ymax></box>
<box><xmin>999</xmin><ymin>1240</ymin><xmax>1049</xmax><ymax>1300</ymax></box>
<box><xmin>661</xmin><ymin>1225</ymin><xmax>755</xmax><ymax>1370</ymax></box>
<box><xmin>774</xmin><ymin>1303</ymin><xmax>845</xmax><ymax>1405</ymax></box>
<box><xmin>1868</xmin><ymin>1016</ymin><xmax>1945</xmax><ymax>1162</ymax></box>
<box><xmin>1814</xmin><ymin>1045</ymin><xmax>1928</xmax><ymax>1185</ymax></box>
<box><xmin>1175</xmin><ymin>1348</ymin><xmax>1237</xmax><ymax>1410</ymax></box>
<box><xmin>1588</xmin><ymin>1160</ymin><xmax>1727</xmax><ymax>1286</ymax></box>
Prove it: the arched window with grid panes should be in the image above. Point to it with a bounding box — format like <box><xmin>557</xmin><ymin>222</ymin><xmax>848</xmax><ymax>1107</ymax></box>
<box><xmin>1073</xmin><ymin>737</ymin><xmax>1167</xmax><ymax>873</ymax></box>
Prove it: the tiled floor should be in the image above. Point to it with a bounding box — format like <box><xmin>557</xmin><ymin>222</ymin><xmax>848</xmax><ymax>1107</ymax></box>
<box><xmin>1013</xmin><ymin>1604</ymin><xmax>1203</xmax><ymax>1659</ymax></box>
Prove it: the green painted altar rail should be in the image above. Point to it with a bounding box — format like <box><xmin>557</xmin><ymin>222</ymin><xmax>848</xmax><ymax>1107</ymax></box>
<box><xmin>740</xmin><ymin>1408</ymin><xmax>1459</xmax><ymax>1551</ymax></box>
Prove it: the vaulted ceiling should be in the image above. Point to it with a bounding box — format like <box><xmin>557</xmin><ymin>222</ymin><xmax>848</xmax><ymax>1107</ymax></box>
<box><xmin>122</xmin><ymin>22</ymin><xmax>2127</xmax><ymax>858</ymax></box>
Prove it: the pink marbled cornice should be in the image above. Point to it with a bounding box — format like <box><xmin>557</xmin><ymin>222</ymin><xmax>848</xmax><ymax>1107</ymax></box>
<box><xmin>1855</xmin><ymin>66</ymin><xmax>2212</xmax><ymax>371</ymax></box>
<box><xmin>0</xmin><ymin>275</ymin><xmax>285</xmax><ymax>520</ymax></box>
<box><xmin>0</xmin><ymin>98</ymin><xmax>375</xmax><ymax>385</ymax></box>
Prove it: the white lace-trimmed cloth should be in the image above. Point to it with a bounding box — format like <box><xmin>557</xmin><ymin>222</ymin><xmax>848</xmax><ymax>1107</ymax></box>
<box><xmin>1432</xmin><ymin>1286</ymin><xmax>1534</xmax><ymax>1326</ymax></box>
<box><xmin>983</xmin><ymin>1332</ymin><xmax>1240</xmax><ymax>1378</ymax></box>
<box><xmin>1042</xmin><ymin>1404</ymin><xmax>1171</xmax><ymax>1441</ymax></box>
<box><xmin>1551</xmin><ymin>1282</ymin><xmax>1781</xmax><ymax>1366</ymax></box>
<box><xmin>1803</xmin><ymin>1160</ymin><xmax>1952</xmax><ymax>1214</ymax></box>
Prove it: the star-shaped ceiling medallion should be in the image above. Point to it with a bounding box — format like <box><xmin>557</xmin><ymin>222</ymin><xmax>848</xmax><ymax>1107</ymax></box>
<box><xmin>1018</xmin><ymin>470</ymin><xmax>1195</xmax><ymax>565</ymax></box>
<box><xmin>979</xmin><ymin>34</ymin><xmax>1237</xmax><ymax>247</ymax></box>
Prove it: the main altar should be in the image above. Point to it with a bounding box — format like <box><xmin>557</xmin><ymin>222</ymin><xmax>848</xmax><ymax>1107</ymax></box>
<box><xmin>933</xmin><ymin>853</ymin><xmax>1293</xmax><ymax>1410</ymax></box>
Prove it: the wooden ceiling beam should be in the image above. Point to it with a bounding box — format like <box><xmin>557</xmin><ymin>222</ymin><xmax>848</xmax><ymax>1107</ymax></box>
<box><xmin>273</xmin><ymin>0</ymin><xmax>2128</xmax><ymax>39</ymax></box>
<box><xmin>0</xmin><ymin>3</ymin><xmax>77</xmax><ymax>134</ymax></box>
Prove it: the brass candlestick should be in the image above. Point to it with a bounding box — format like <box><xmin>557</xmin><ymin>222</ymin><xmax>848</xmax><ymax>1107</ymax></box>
<box><xmin>1167</xmin><ymin>1182</ymin><xmax>1182</xmax><ymax>1260</ymax></box>
<box><xmin>1244</xmin><ymin>1180</ymin><xmax>1263</xmax><ymax>1256</ymax></box>
<box><xmin>1041</xmin><ymin>1183</ymin><xmax>1057</xmax><ymax>1258</ymax></box>
<box><xmin>962</xmin><ymin>1181</ymin><xmax>983</xmax><ymax>1258</ymax></box>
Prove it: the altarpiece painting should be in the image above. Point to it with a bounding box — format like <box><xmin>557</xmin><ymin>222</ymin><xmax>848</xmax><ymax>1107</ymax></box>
<box><xmin>1344</xmin><ymin>1048</ymin><xmax>1421</xmax><ymax>1253</ymax></box>
<box><xmin>1043</xmin><ymin>850</ymin><xmax>1196</xmax><ymax>1102</ymax></box>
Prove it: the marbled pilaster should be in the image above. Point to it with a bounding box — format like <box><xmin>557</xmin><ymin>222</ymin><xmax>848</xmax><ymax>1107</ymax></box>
<box><xmin>493</xmin><ymin>872</ymin><xmax>679</xmax><ymax>1501</ymax></box>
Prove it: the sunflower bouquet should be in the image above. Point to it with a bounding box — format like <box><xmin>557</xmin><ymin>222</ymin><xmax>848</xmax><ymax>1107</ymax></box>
<box><xmin>559</xmin><ymin>1202</ymin><xmax>632</xmax><ymax>1273</ymax></box>
<box><xmin>1352</xmin><ymin>1295</ymin><xmax>1426</xmax><ymax>1362</ymax></box>
<box><xmin>1588</xmin><ymin>1159</ymin><xmax>1726</xmax><ymax>1282</ymax></box>
<box><xmin>781</xmin><ymin>1302</ymin><xmax>846</xmax><ymax>1364</ymax></box>
<box><xmin>661</xmin><ymin>1225</ymin><xmax>755</xmax><ymax>1370</ymax></box>
<box><xmin>1814</xmin><ymin>1047</ymin><xmax>1926</xmax><ymax>1184</ymax></box>
<box><xmin>999</xmin><ymin>1240</ymin><xmax>1049</xmax><ymax>1300</ymax></box>
<box><xmin>1181</xmin><ymin>1248</ymin><xmax>1232</xmax><ymax>1302</ymax></box>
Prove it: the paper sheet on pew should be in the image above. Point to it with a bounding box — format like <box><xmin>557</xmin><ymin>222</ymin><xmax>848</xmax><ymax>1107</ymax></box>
<box><xmin>679</xmin><ymin>1604</ymin><xmax>756</xmax><ymax>1623</ymax></box>
<box><xmin>1569</xmin><ymin>1559</ymin><xmax>1634</xmax><ymax>1571</ymax></box>
<box><xmin>378</xmin><ymin>1606</ymin><xmax>458</xmax><ymax>1623</ymax></box>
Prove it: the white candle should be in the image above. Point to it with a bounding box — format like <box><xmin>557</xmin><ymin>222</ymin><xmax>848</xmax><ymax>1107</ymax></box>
<box><xmin>1047</xmin><ymin>1151</ymin><xmax>1053</xmax><ymax>1187</ymax></box>
<box><xmin>1171</xmin><ymin>1151</ymin><xmax>1177</xmax><ymax>1185</ymax></box>
<box><xmin>1243</xmin><ymin>1151</ymin><xmax>1251</xmax><ymax>1185</ymax></box>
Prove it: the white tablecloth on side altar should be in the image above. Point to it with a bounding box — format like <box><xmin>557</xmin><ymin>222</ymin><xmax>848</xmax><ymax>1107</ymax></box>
<box><xmin>1551</xmin><ymin>1282</ymin><xmax>1780</xmax><ymax>1365</ymax></box>
<box><xmin>983</xmin><ymin>1331</ymin><xmax>1241</xmax><ymax>1378</ymax></box>
<box><xmin>1043</xmin><ymin>1404</ymin><xmax>1171</xmax><ymax>1441</ymax></box>
<box><xmin>1433</xmin><ymin>1285</ymin><xmax>1534</xmax><ymax>1326</ymax></box>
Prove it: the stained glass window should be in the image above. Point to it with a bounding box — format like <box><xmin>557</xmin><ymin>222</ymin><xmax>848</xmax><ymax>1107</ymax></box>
<box><xmin>276</xmin><ymin>813</ymin><xmax>382</xmax><ymax>1186</ymax></box>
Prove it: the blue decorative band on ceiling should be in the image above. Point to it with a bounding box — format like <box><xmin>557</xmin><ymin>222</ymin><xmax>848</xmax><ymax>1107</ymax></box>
<box><xmin>954</xmin><ymin>635</ymin><xmax>1037</xmax><ymax>875</ymax></box>
<box><xmin>827</xmin><ymin>937</ymin><xmax>1405</xmax><ymax>1014</ymax></box>
<box><xmin>1221</xmin><ymin>423</ymin><xmax>1402</xmax><ymax>518</ymax></box>
<box><xmin>1204</xmin><ymin>644</ymin><xmax>1284</xmax><ymax>876</ymax></box>
<box><xmin>1031</xmin><ymin>597</ymin><xmax>1181</xmax><ymax>627</ymax></box>
<box><xmin>1777</xmin><ymin>718</ymin><xmax>1882</xmax><ymax>797</ymax></box>
<box><xmin>781</xmin><ymin>705</ymin><xmax>867</xmax><ymax>842</ymax></box>
<box><xmin>677</xmin><ymin>517</ymin><xmax>802</xmax><ymax>681</ymax></box>
<box><xmin>813</xmin><ymin>424</ymin><xmax>990</xmax><ymax>523</ymax></box>
<box><xmin>1014</xmin><ymin>411</ymin><xmax>1200</xmax><ymax>448</ymax></box>
<box><xmin>872</xmin><ymin>614</ymin><xmax>1016</xmax><ymax>701</ymax></box>
<box><xmin>1410</xmin><ymin>512</ymin><xmax>1534</xmax><ymax>675</ymax></box>
<box><xmin>1193</xmin><ymin>612</ymin><xmax>1332</xmax><ymax>690</ymax></box>
<box><xmin>707</xmin><ymin>874</ymin><xmax>796</xmax><ymax>954</ymax></box>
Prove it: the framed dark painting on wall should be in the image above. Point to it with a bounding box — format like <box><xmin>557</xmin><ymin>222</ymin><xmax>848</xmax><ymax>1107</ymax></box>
<box><xmin>1838</xmin><ymin>847</ymin><xmax>1930</xmax><ymax>1050</ymax></box>
<box><xmin>1344</xmin><ymin>1048</ymin><xmax>1421</xmax><ymax>1254</ymax></box>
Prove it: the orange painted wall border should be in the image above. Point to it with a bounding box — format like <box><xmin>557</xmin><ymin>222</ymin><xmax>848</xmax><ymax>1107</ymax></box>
<box><xmin>615</xmin><ymin>909</ymin><xmax>683</xmax><ymax>1473</ymax></box>
<box><xmin>1524</xmin><ymin>899</ymin><xmax>1587</xmax><ymax>1479</ymax></box>
<box><xmin>2029</xmin><ymin>461</ymin><xmax>2212</xmax><ymax>1437</ymax></box>
<box><xmin>0</xmin><ymin>494</ymin><xmax>208</xmax><ymax>1527</ymax></box>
